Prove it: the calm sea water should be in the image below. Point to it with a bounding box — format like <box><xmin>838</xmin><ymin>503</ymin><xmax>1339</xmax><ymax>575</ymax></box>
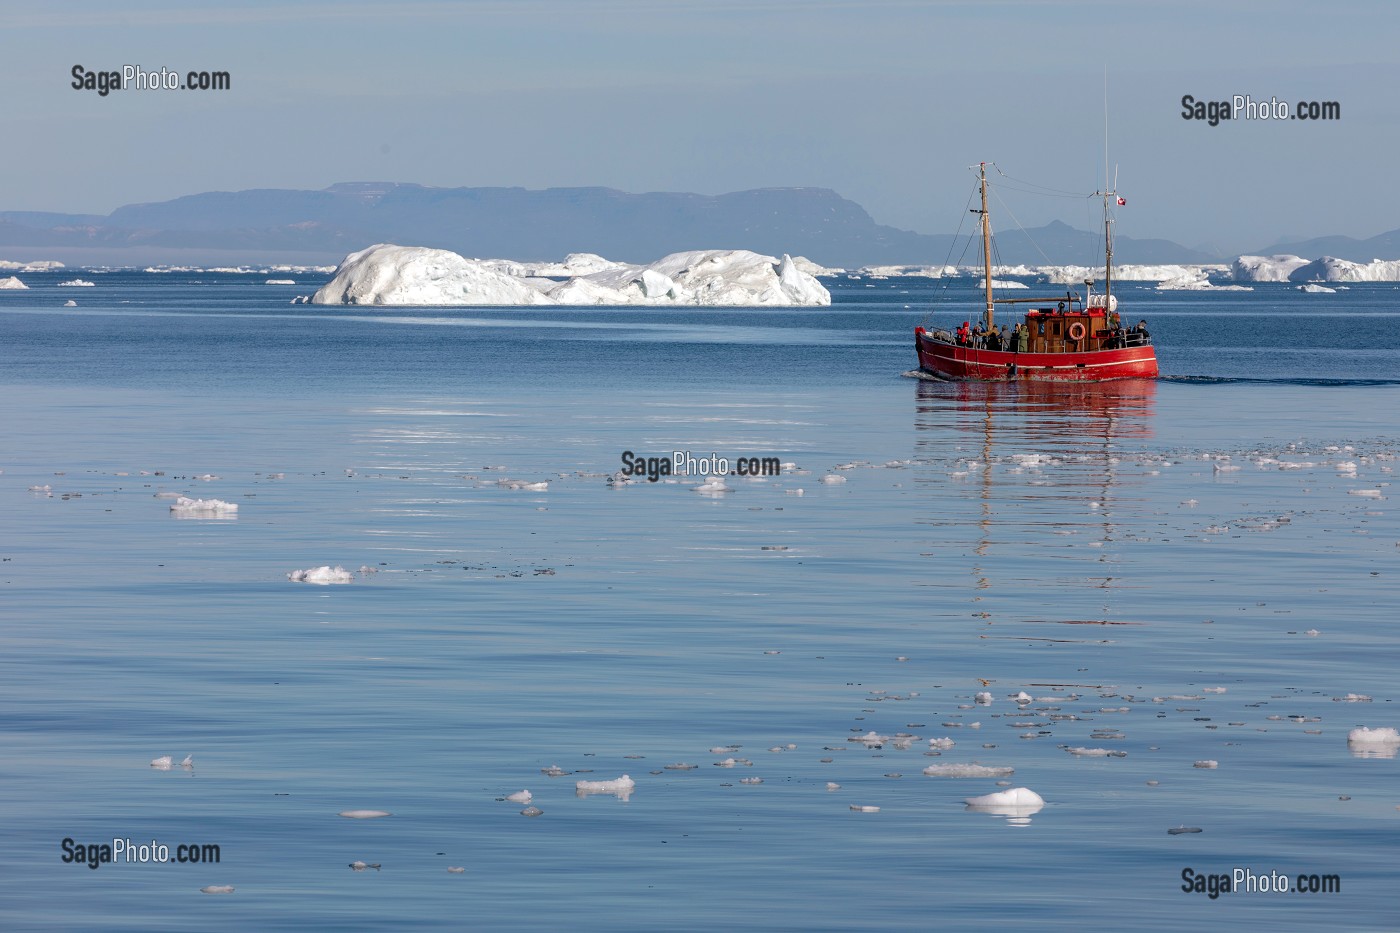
<box><xmin>2</xmin><ymin>272</ymin><xmax>1398</xmax><ymax>931</ymax></box>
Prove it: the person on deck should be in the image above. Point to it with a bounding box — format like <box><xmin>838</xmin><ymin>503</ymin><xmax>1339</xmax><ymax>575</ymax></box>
<box><xmin>957</xmin><ymin>321</ymin><xmax>970</xmax><ymax>346</ymax></box>
<box><xmin>1017</xmin><ymin>322</ymin><xmax>1029</xmax><ymax>353</ymax></box>
<box><xmin>1135</xmin><ymin>319</ymin><xmax>1151</xmax><ymax>344</ymax></box>
<box><xmin>986</xmin><ymin>327</ymin><xmax>1001</xmax><ymax>352</ymax></box>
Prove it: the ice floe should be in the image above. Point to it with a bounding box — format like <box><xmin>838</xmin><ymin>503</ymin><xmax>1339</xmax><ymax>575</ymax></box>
<box><xmin>200</xmin><ymin>885</ymin><xmax>235</xmax><ymax>894</ymax></box>
<box><xmin>964</xmin><ymin>787</ymin><xmax>1045</xmax><ymax>820</ymax></box>
<box><xmin>169</xmin><ymin>496</ymin><xmax>238</xmax><ymax>516</ymax></box>
<box><xmin>288</xmin><ymin>566</ymin><xmax>355</xmax><ymax>585</ymax></box>
<box><xmin>338</xmin><ymin>809</ymin><xmax>391</xmax><ymax>819</ymax></box>
<box><xmin>0</xmin><ymin>276</ymin><xmax>26</xmax><ymax>289</ymax></box>
<box><xmin>520</xmin><ymin>805</ymin><xmax>544</xmax><ymax>817</ymax></box>
<box><xmin>922</xmin><ymin>763</ymin><xmax>1014</xmax><ymax>777</ymax></box>
<box><xmin>575</xmin><ymin>774</ymin><xmax>635</xmax><ymax>800</ymax></box>
<box><xmin>505</xmin><ymin>790</ymin><xmax>533</xmax><ymax>803</ymax></box>
<box><xmin>58</xmin><ymin>278</ymin><xmax>95</xmax><ymax>287</ymax></box>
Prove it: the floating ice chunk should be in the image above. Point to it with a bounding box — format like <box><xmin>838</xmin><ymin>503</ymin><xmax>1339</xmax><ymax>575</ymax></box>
<box><xmin>826</xmin><ymin>782</ymin><xmax>841</xmax><ymax>791</ymax></box>
<box><xmin>200</xmin><ymin>885</ymin><xmax>235</xmax><ymax>894</ymax></box>
<box><xmin>181</xmin><ymin>754</ymin><xmax>193</xmax><ymax>769</ymax></box>
<box><xmin>928</xmin><ymin>737</ymin><xmax>955</xmax><ymax>749</ymax></box>
<box><xmin>447</xmin><ymin>866</ymin><xmax>466</xmax><ymax>873</ymax></box>
<box><xmin>339</xmin><ymin>809</ymin><xmax>391</xmax><ymax>819</ymax></box>
<box><xmin>1066</xmin><ymin>747</ymin><xmax>1127</xmax><ymax>758</ymax></box>
<box><xmin>1012</xmin><ymin>691</ymin><xmax>1032</xmax><ymax>704</ymax></box>
<box><xmin>664</xmin><ymin>762</ymin><xmax>698</xmax><ymax>770</ymax></box>
<box><xmin>505</xmin><ymin>790</ymin><xmax>532</xmax><ymax>803</ymax></box>
<box><xmin>497</xmin><ymin>479</ymin><xmax>549</xmax><ymax>491</ymax></box>
<box><xmin>1349</xmin><ymin>489</ymin><xmax>1384</xmax><ymax>498</ymax></box>
<box><xmin>288</xmin><ymin>566</ymin><xmax>355</xmax><ymax>585</ymax></box>
<box><xmin>349</xmin><ymin>861</ymin><xmax>382</xmax><ymax>871</ymax></box>
<box><xmin>975</xmin><ymin>691</ymin><xmax>993</xmax><ymax>705</ymax></box>
<box><xmin>1335</xmin><ymin>694</ymin><xmax>1373</xmax><ymax>702</ymax></box>
<box><xmin>169</xmin><ymin>496</ymin><xmax>238</xmax><ymax>516</ymax></box>
<box><xmin>29</xmin><ymin>485</ymin><xmax>51</xmax><ymax>492</ymax></box>
<box><xmin>820</xmin><ymin>474</ymin><xmax>846</xmax><ymax>484</ymax></box>
<box><xmin>58</xmin><ymin>278</ymin><xmax>95</xmax><ymax>287</ymax></box>
<box><xmin>1347</xmin><ymin>726</ymin><xmax>1400</xmax><ymax>745</ymax></box>
<box><xmin>1168</xmin><ymin>827</ymin><xmax>1203</xmax><ymax>835</ymax></box>
<box><xmin>575</xmin><ymin>775</ymin><xmax>635</xmax><ymax>800</ymax></box>
<box><xmin>1202</xmin><ymin>687</ymin><xmax>1227</xmax><ymax>694</ymax></box>
<box><xmin>64</xmin><ymin>299</ymin><xmax>77</xmax><ymax>307</ymax></box>
<box><xmin>1193</xmin><ymin>760</ymin><xmax>1218</xmax><ymax>769</ymax></box>
<box><xmin>0</xmin><ymin>276</ymin><xmax>27</xmax><ymax>289</ymax></box>
<box><xmin>963</xmin><ymin>787</ymin><xmax>1045</xmax><ymax>819</ymax></box>
<box><xmin>520</xmin><ymin>806</ymin><xmax>544</xmax><ymax>817</ymax></box>
<box><xmin>540</xmin><ymin>764</ymin><xmax>570</xmax><ymax>776</ymax></box>
<box><xmin>692</xmin><ymin>476</ymin><xmax>730</xmax><ymax>494</ymax></box>
<box><xmin>265</xmin><ymin>279</ymin><xmax>296</xmax><ymax>285</ymax></box>
<box><xmin>849</xmin><ymin>805</ymin><xmax>880</xmax><ymax>812</ymax></box>
<box><xmin>1304</xmin><ymin>629</ymin><xmax>1321</xmax><ymax>637</ymax></box>
<box><xmin>922</xmin><ymin>763</ymin><xmax>1014</xmax><ymax>777</ymax></box>
<box><xmin>739</xmin><ymin>777</ymin><xmax>763</xmax><ymax>784</ymax></box>
<box><xmin>150</xmin><ymin>755</ymin><xmax>172</xmax><ymax>770</ymax></box>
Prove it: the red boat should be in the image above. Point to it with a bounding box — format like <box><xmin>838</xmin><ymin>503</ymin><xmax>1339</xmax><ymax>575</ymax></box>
<box><xmin>915</xmin><ymin>163</ymin><xmax>1158</xmax><ymax>382</ymax></box>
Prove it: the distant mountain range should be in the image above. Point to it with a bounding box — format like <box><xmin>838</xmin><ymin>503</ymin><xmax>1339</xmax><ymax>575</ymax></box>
<box><xmin>1</xmin><ymin>183</ymin><xmax>1395</xmax><ymax>267</ymax></box>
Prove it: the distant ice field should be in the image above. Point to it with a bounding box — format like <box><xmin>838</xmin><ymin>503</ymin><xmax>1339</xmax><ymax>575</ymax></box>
<box><xmin>1</xmin><ymin>273</ymin><xmax>1398</xmax><ymax>931</ymax></box>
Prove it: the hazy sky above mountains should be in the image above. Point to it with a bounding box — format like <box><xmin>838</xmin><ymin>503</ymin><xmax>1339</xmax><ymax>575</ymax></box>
<box><xmin>9</xmin><ymin>0</ymin><xmax>1398</xmax><ymax>253</ymax></box>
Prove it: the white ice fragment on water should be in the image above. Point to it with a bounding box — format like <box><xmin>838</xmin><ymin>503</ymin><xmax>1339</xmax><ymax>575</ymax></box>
<box><xmin>1193</xmin><ymin>760</ymin><xmax>1219</xmax><ymax>769</ymax></box>
<box><xmin>1334</xmin><ymin>694</ymin><xmax>1373</xmax><ymax>702</ymax></box>
<box><xmin>849</xmin><ymin>805</ymin><xmax>880</xmax><ymax>812</ymax></box>
<box><xmin>520</xmin><ymin>806</ymin><xmax>544</xmax><ymax>817</ymax></box>
<box><xmin>169</xmin><ymin>496</ymin><xmax>238</xmax><ymax>515</ymax></box>
<box><xmin>928</xmin><ymin>737</ymin><xmax>955</xmax><ymax>749</ymax></box>
<box><xmin>1066</xmin><ymin>747</ymin><xmax>1127</xmax><ymax>758</ymax></box>
<box><xmin>0</xmin><ymin>275</ymin><xmax>28</xmax><ymax>289</ymax></box>
<box><xmin>200</xmin><ymin>885</ymin><xmax>235</xmax><ymax>894</ymax></box>
<box><xmin>1347</xmin><ymin>727</ymin><xmax>1400</xmax><ymax>745</ymax></box>
<box><xmin>150</xmin><ymin>756</ymin><xmax>172</xmax><ymax>770</ymax></box>
<box><xmin>64</xmin><ymin>299</ymin><xmax>77</xmax><ymax>307</ymax></box>
<box><xmin>288</xmin><ymin>566</ymin><xmax>355</xmax><ymax>585</ymax></box>
<box><xmin>1202</xmin><ymin>687</ymin><xmax>1227</xmax><ymax>694</ymax></box>
<box><xmin>181</xmin><ymin>754</ymin><xmax>193</xmax><ymax>769</ymax></box>
<box><xmin>497</xmin><ymin>479</ymin><xmax>549</xmax><ymax>491</ymax></box>
<box><xmin>540</xmin><ymin>764</ymin><xmax>569</xmax><ymax>776</ymax></box>
<box><xmin>1012</xmin><ymin>691</ymin><xmax>1032</xmax><ymax>704</ymax></box>
<box><xmin>447</xmin><ymin>866</ymin><xmax>466</xmax><ymax>873</ymax></box>
<box><xmin>739</xmin><ymin>777</ymin><xmax>763</xmax><ymax>784</ymax></box>
<box><xmin>505</xmin><ymin>790</ymin><xmax>532</xmax><ymax>803</ymax></box>
<box><xmin>692</xmin><ymin>476</ymin><xmax>731</xmax><ymax>494</ymax></box>
<box><xmin>58</xmin><ymin>278</ymin><xmax>95</xmax><ymax>287</ymax></box>
<box><xmin>1304</xmin><ymin>629</ymin><xmax>1321</xmax><ymax>637</ymax></box>
<box><xmin>975</xmin><ymin>691</ymin><xmax>993</xmax><ymax>705</ymax></box>
<box><xmin>576</xmin><ymin>774</ymin><xmax>635</xmax><ymax>799</ymax></box>
<box><xmin>339</xmin><ymin>810</ymin><xmax>391</xmax><ymax>819</ymax></box>
<box><xmin>1348</xmin><ymin>489</ymin><xmax>1384</xmax><ymax>498</ymax></box>
<box><xmin>922</xmin><ymin>763</ymin><xmax>1014</xmax><ymax>777</ymax></box>
<box><xmin>349</xmin><ymin>861</ymin><xmax>381</xmax><ymax>871</ymax></box>
<box><xmin>715</xmin><ymin>758</ymin><xmax>738</xmax><ymax>767</ymax></box>
<box><xmin>826</xmin><ymin>782</ymin><xmax>841</xmax><ymax>791</ymax></box>
<box><xmin>964</xmin><ymin>787</ymin><xmax>1045</xmax><ymax>810</ymax></box>
<box><xmin>820</xmin><ymin>474</ymin><xmax>846</xmax><ymax>484</ymax></box>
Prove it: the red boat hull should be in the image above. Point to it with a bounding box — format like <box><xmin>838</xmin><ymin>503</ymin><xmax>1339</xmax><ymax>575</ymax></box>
<box><xmin>915</xmin><ymin>327</ymin><xmax>1158</xmax><ymax>382</ymax></box>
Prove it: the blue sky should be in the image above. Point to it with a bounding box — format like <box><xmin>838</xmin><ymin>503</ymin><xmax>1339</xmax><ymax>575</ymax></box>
<box><xmin>9</xmin><ymin>0</ymin><xmax>1399</xmax><ymax>253</ymax></box>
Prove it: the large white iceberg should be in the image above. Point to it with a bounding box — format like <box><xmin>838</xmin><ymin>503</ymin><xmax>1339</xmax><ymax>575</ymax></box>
<box><xmin>1287</xmin><ymin>256</ymin><xmax>1400</xmax><ymax>282</ymax></box>
<box><xmin>311</xmin><ymin>244</ymin><xmax>831</xmax><ymax>307</ymax></box>
<box><xmin>0</xmin><ymin>276</ymin><xmax>27</xmax><ymax>289</ymax></box>
<box><xmin>311</xmin><ymin>245</ymin><xmax>551</xmax><ymax>306</ymax></box>
<box><xmin>1231</xmin><ymin>255</ymin><xmax>1309</xmax><ymax>282</ymax></box>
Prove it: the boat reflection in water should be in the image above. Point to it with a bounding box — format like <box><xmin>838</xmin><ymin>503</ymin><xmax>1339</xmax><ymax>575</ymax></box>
<box><xmin>910</xmin><ymin>377</ymin><xmax>1158</xmax><ymax>634</ymax></box>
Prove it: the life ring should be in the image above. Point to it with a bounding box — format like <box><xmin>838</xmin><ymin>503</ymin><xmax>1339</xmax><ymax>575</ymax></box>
<box><xmin>1068</xmin><ymin>321</ymin><xmax>1086</xmax><ymax>341</ymax></box>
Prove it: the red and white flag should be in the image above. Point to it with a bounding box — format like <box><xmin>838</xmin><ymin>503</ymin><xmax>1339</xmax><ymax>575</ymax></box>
<box><xmin>1117</xmin><ymin>196</ymin><xmax>1126</xmax><ymax>206</ymax></box>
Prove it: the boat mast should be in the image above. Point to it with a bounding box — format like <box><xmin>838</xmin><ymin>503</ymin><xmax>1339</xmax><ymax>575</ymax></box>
<box><xmin>1103</xmin><ymin>189</ymin><xmax>1112</xmax><ymax>312</ymax></box>
<box><xmin>978</xmin><ymin>163</ymin><xmax>993</xmax><ymax>329</ymax></box>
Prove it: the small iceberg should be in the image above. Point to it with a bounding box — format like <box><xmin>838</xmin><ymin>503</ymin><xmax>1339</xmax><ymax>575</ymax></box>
<box><xmin>58</xmin><ymin>278</ymin><xmax>96</xmax><ymax>287</ymax></box>
<box><xmin>1348</xmin><ymin>726</ymin><xmax>1400</xmax><ymax>759</ymax></box>
<box><xmin>0</xmin><ymin>276</ymin><xmax>27</xmax><ymax>289</ymax></box>
<box><xmin>169</xmin><ymin>496</ymin><xmax>238</xmax><ymax>517</ymax></box>
<box><xmin>338</xmin><ymin>809</ymin><xmax>391</xmax><ymax>819</ymax></box>
<box><xmin>963</xmin><ymin>787</ymin><xmax>1045</xmax><ymax>821</ymax></box>
<box><xmin>575</xmin><ymin>774</ymin><xmax>635</xmax><ymax>800</ymax></box>
<box><xmin>288</xmin><ymin>566</ymin><xmax>355</xmax><ymax>585</ymax></box>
